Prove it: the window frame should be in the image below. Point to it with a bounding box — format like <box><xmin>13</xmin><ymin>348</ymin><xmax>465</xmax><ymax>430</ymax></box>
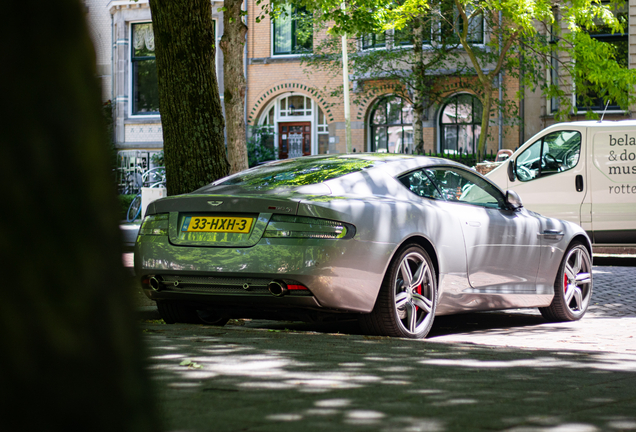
<box><xmin>368</xmin><ymin>95</ymin><xmax>414</xmax><ymax>154</ymax></box>
<box><xmin>514</xmin><ymin>130</ymin><xmax>582</xmax><ymax>182</ymax></box>
<box><xmin>271</xmin><ymin>5</ymin><xmax>313</xmax><ymax>56</ymax></box>
<box><xmin>438</xmin><ymin>93</ymin><xmax>483</xmax><ymax>154</ymax></box>
<box><xmin>574</xmin><ymin>1</ymin><xmax>628</xmax><ymax>112</ymax></box>
<box><xmin>130</xmin><ymin>21</ymin><xmax>160</xmax><ymax>117</ymax></box>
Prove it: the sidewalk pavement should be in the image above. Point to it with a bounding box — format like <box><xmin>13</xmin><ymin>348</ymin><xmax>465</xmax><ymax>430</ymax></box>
<box><xmin>135</xmin><ymin>259</ymin><xmax>636</xmax><ymax>431</ymax></box>
<box><xmin>129</xmin><ymin>250</ymin><xmax>636</xmax><ymax>354</ymax></box>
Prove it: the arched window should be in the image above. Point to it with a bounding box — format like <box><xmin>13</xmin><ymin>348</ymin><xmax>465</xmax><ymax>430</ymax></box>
<box><xmin>256</xmin><ymin>93</ymin><xmax>329</xmax><ymax>159</ymax></box>
<box><xmin>439</xmin><ymin>94</ymin><xmax>482</xmax><ymax>154</ymax></box>
<box><xmin>369</xmin><ymin>95</ymin><xmax>413</xmax><ymax>153</ymax></box>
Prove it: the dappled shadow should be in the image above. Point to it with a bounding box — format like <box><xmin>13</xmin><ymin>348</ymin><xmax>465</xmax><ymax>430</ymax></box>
<box><xmin>203</xmin><ymin>309</ymin><xmax>549</xmax><ymax>339</ymax></box>
<box><xmin>142</xmin><ymin>322</ymin><xmax>636</xmax><ymax>432</ymax></box>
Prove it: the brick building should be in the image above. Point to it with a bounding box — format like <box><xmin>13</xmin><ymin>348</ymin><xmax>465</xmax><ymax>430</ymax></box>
<box><xmin>85</xmin><ymin>0</ymin><xmax>635</xmax><ymax>165</ymax></box>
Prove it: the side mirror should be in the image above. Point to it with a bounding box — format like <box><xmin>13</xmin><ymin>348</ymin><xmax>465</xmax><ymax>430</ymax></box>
<box><xmin>507</xmin><ymin>159</ymin><xmax>516</xmax><ymax>182</ymax></box>
<box><xmin>505</xmin><ymin>190</ymin><xmax>523</xmax><ymax>210</ymax></box>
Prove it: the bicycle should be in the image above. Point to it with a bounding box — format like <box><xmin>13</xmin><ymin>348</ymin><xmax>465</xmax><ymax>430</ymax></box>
<box><xmin>126</xmin><ymin>167</ymin><xmax>166</xmax><ymax>222</ymax></box>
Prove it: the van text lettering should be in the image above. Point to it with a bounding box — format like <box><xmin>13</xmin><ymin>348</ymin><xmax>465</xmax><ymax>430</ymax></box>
<box><xmin>609</xmin><ymin>135</ymin><xmax>636</xmax><ymax>146</ymax></box>
<box><xmin>609</xmin><ymin>184</ymin><xmax>636</xmax><ymax>194</ymax></box>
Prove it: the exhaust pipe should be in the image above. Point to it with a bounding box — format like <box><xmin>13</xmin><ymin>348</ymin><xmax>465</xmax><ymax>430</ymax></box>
<box><xmin>149</xmin><ymin>276</ymin><xmax>163</xmax><ymax>292</ymax></box>
<box><xmin>268</xmin><ymin>280</ymin><xmax>288</xmax><ymax>297</ymax></box>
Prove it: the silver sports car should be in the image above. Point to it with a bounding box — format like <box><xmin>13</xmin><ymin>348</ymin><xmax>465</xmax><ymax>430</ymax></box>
<box><xmin>134</xmin><ymin>154</ymin><xmax>592</xmax><ymax>338</ymax></box>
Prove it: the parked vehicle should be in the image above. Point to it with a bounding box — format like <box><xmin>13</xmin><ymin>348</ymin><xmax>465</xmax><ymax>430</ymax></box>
<box><xmin>487</xmin><ymin>120</ymin><xmax>636</xmax><ymax>245</ymax></box>
<box><xmin>135</xmin><ymin>154</ymin><xmax>592</xmax><ymax>338</ymax></box>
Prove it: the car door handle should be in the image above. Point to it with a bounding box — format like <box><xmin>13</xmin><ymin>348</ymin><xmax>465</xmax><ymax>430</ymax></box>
<box><xmin>539</xmin><ymin>230</ymin><xmax>564</xmax><ymax>240</ymax></box>
<box><xmin>575</xmin><ymin>175</ymin><xmax>584</xmax><ymax>192</ymax></box>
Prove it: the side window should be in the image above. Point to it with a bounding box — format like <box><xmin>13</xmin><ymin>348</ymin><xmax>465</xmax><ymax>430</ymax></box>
<box><xmin>399</xmin><ymin>169</ymin><xmax>442</xmax><ymax>199</ymax></box>
<box><xmin>427</xmin><ymin>168</ymin><xmax>506</xmax><ymax>208</ymax></box>
<box><xmin>516</xmin><ymin>130</ymin><xmax>581</xmax><ymax>181</ymax></box>
<box><xmin>399</xmin><ymin>167</ymin><xmax>506</xmax><ymax>209</ymax></box>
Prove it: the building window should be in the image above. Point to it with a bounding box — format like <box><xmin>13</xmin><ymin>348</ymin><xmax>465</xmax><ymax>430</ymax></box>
<box><xmin>461</xmin><ymin>5</ymin><xmax>484</xmax><ymax>44</ymax></box>
<box><xmin>257</xmin><ymin>93</ymin><xmax>327</xmax><ymax>158</ymax></box>
<box><xmin>439</xmin><ymin>94</ymin><xmax>482</xmax><ymax>154</ymax></box>
<box><xmin>273</xmin><ymin>4</ymin><xmax>313</xmax><ymax>55</ymax></box>
<box><xmin>279</xmin><ymin>94</ymin><xmax>312</xmax><ymax>117</ymax></box>
<box><xmin>360</xmin><ymin>27</ymin><xmax>415</xmax><ymax>50</ymax></box>
<box><xmin>361</xmin><ymin>33</ymin><xmax>386</xmax><ymax>50</ymax></box>
<box><xmin>369</xmin><ymin>95</ymin><xmax>414</xmax><ymax>153</ymax></box>
<box><xmin>436</xmin><ymin>2</ymin><xmax>484</xmax><ymax>44</ymax></box>
<box><xmin>576</xmin><ymin>2</ymin><xmax>627</xmax><ymax>111</ymax></box>
<box><xmin>131</xmin><ymin>23</ymin><xmax>160</xmax><ymax>115</ymax></box>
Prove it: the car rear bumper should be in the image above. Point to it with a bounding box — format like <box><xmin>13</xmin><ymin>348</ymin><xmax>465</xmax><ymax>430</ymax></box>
<box><xmin>134</xmin><ymin>235</ymin><xmax>395</xmax><ymax>313</ymax></box>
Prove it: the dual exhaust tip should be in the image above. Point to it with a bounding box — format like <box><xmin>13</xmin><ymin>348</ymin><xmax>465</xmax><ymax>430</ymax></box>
<box><xmin>267</xmin><ymin>280</ymin><xmax>288</xmax><ymax>297</ymax></box>
<box><xmin>148</xmin><ymin>276</ymin><xmax>290</xmax><ymax>297</ymax></box>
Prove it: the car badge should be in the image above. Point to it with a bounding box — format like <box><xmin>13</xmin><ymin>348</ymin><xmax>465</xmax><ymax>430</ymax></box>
<box><xmin>207</xmin><ymin>201</ymin><xmax>223</xmax><ymax>206</ymax></box>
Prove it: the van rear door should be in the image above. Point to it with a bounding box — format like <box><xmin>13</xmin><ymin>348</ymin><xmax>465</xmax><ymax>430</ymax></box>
<box><xmin>589</xmin><ymin>128</ymin><xmax>636</xmax><ymax>243</ymax></box>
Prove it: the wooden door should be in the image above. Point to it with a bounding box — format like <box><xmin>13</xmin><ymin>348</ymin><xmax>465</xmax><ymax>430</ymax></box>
<box><xmin>279</xmin><ymin>122</ymin><xmax>311</xmax><ymax>159</ymax></box>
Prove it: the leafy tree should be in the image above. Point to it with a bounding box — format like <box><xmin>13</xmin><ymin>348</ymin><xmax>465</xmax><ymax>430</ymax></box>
<box><xmin>149</xmin><ymin>0</ymin><xmax>229</xmax><ymax>195</ymax></box>
<box><xmin>303</xmin><ymin>2</ymin><xmax>463</xmax><ymax>154</ymax></box>
<box><xmin>0</xmin><ymin>0</ymin><xmax>158</xmax><ymax>430</ymax></box>
<box><xmin>265</xmin><ymin>0</ymin><xmax>635</xmax><ymax>160</ymax></box>
<box><xmin>220</xmin><ymin>0</ymin><xmax>250</xmax><ymax>174</ymax></box>
<box><xmin>434</xmin><ymin>0</ymin><xmax>636</xmax><ymax>159</ymax></box>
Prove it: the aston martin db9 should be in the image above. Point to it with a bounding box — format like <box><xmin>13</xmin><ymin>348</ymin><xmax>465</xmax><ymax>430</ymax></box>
<box><xmin>134</xmin><ymin>154</ymin><xmax>592</xmax><ymax>338</ymax></box>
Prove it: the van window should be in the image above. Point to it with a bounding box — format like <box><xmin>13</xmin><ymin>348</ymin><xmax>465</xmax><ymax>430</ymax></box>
<box><xmin>515</xmin><ymin>130</ymin><xmax>581</xmax><ymax>181</ymax></box>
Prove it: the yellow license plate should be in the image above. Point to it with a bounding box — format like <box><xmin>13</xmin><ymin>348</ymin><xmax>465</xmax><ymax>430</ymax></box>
<box><xmin>181</xmin><ymin>216</ymin><xmax>254</xmax><ymax>233</ymax></box>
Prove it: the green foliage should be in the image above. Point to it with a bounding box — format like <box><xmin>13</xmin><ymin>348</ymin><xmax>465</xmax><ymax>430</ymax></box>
<box><xmin>292</xmin><ymin>0</ymin><xmax>636</xmax><ymax>159</ymax></box>
<box><xmin>247</xmin><ymin>126</ymin><xmax>277</xmax><ymax>167</ymax></box>
<box><xmin>150</xmin><ymin>151</ymin><xmax>164</xmax><ymax>166</ymax></box>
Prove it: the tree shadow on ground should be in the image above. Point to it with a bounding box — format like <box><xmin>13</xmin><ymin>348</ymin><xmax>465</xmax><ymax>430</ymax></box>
<box><xmin>142</xmin><ymin>321</ymin><xmax>636</xmax><ymax>432</ymax></box>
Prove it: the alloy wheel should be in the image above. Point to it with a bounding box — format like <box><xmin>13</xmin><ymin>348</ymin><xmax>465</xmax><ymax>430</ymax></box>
<box><xmin>394</xmin><ymin>251</ymin><xmax>435</xmax><ymax>334</ymax></box>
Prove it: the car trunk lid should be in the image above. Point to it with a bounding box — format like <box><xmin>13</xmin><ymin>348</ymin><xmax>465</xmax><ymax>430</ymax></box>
<box><xmin>151</xmin><ymin>194</ymin><xmax>300</xmax><ymax>247</ymax></box>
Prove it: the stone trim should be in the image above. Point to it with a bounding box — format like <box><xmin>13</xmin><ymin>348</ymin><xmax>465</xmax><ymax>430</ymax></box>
<box><xmin>248</xmin><ymin>82</ymin><xmax>334</xmax><ymax>125</ymax></box>
<box><xmin>355</xmin><ymin>83</ymin><xmax>402</xmax><ymax>121</ymax></box>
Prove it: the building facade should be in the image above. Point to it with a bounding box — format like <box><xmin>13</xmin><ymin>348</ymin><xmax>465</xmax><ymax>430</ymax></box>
<box><xmin>85</xmin><ymin>0</ymin><xmax>636</xmax><ymax>166</ymax></box>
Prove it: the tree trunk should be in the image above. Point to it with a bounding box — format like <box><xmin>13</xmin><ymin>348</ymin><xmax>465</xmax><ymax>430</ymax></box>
<box><xmin>0</xmin><ymin>1</ymin><xmax>158</xmax><ymax>431</ymax></box>
<box><xmin>477</xmin><ymin>89</ymin><xmax>492</xmax><ymax>161</ymax></box>
<box><xmin>411</xmin><ymin>17</ymin><xmax>426</xmax><ymax>155</ymax></box>
<box><xmin>149</xmin><ymin>0</ymin><xmax>229</xmax><ymax>195</ymax></box>
<box><xmin>221</xmin><ymin>0</ymin><xmax>249</xmax><ymax>174</ymax></box>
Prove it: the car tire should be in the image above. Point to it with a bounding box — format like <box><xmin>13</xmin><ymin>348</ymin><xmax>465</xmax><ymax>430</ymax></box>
<box><xmin>360</xmin><ymin>244</ymin><xmax>437</xmax><ymax>339</ymax></box>
<box><xmin>157</xmin><ymin>301</ymin><xmax>201</xmax><ymax>324</ymax></box>
<box><xmin>196</xmin><ymin>310</ymin><xmax>230</xmax><ymax>326</ymax></box>
<box><xmin>539</xmin><ymin>242</ymin><xmax>592</xmax><ymax>322</ymax></box>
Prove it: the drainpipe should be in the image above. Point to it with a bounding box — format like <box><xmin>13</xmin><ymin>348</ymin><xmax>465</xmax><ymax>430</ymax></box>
<box><xmin>341</xmin><ymin>1</ymin><xmax>352</xmax><ymax>153</ymax></box>
<box><xmin>243</xmin><ymin>0</ymin><xmax>248</xmax><ymax>142</ymax></box>
<box><xmin>498</xmin><ymin>10</ymin><xmax>503</xmax><ymax>151</ymax></box>
<box><xmin>111</xmin><ymin>13</ymin><xmax>115</xmax><ymax>106</ymax></box>
<box><xmin>519</xmin><ymin>42</ymin><xmax>525</xmax><ymax>147</ymax></box>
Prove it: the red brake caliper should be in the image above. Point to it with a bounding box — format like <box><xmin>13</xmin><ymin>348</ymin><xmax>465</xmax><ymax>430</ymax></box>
<box><xmin>415</xmin><ymin>284</ymin><xmax>422</xmax><ymax>310</ymax></box>
<box><xmin>564</xmin><ymin>273</ymin><xmax>568</xmax><ymax>294</ymax></box>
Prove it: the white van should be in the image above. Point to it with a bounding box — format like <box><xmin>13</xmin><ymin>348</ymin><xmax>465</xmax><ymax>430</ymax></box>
<box><xmin>487</xmin><ymin>120</ymin><xmax>636</xmax><ymax>246</ymax></box>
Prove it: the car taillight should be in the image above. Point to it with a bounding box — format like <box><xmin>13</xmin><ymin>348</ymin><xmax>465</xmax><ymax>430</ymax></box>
<box><xmin>139</xmin><ymin>213</ymin><xmax>169</xmax><ymax>236</ymax></box>
<box><xmin>263</xmin><ymin>215</ymin><xmax>355</xmax><ymax>239</ymax></box>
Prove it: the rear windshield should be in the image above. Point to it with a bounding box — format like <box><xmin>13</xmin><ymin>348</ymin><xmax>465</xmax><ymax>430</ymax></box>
<box><xmin>218</xmin><ymin>157</ymin><xmax>381</xmax><ymax>188</ymax></box>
